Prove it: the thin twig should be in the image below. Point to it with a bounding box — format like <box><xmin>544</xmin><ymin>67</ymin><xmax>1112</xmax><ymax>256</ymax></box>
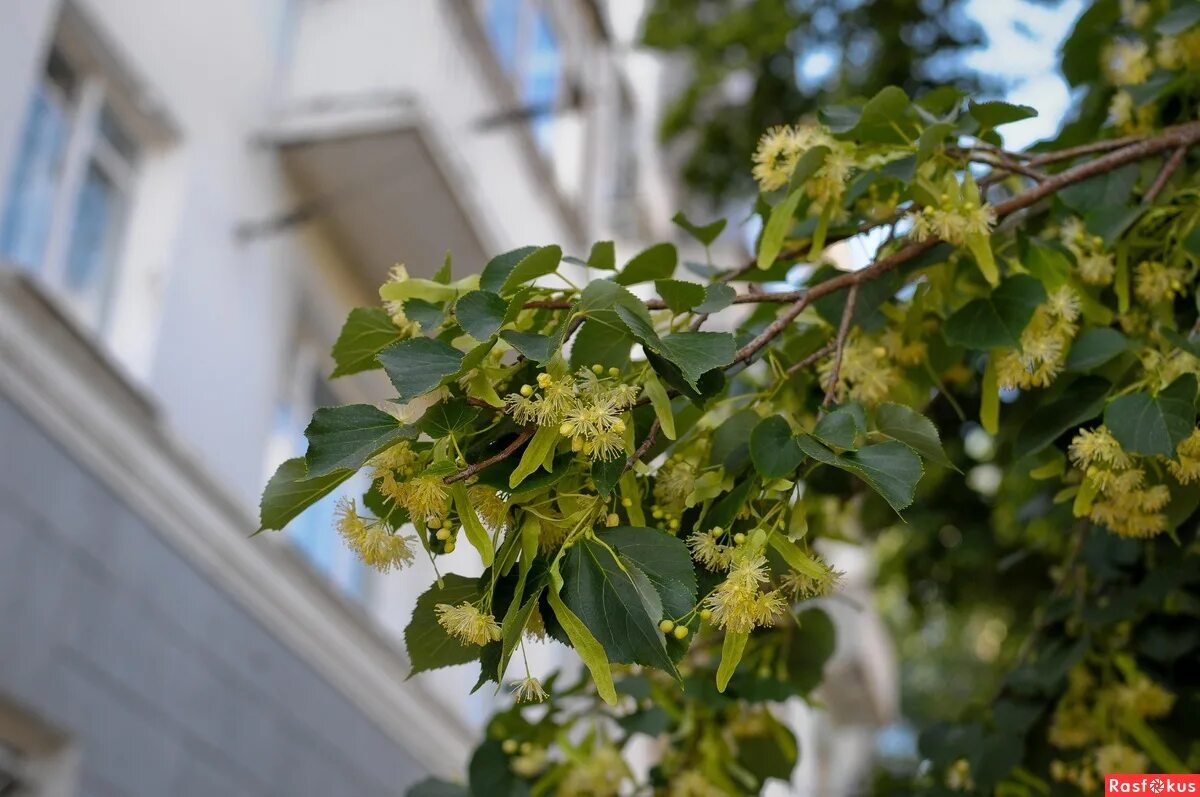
<box><xmin>786</xmin><ymin>340</ymin><xmax>837</xmax><ymax>377</ymax></box>
<box><xmin>1143</xmin><ymin>144</ymin><xmax>1189</xmax><ymax>204</ymax></box>
<box><xmin>822</xmin><ymin>283</ymin><xmax>859</xmax><ymax>408</ymax></box>
<box><xmin>444</xmin><ymin>427</ymin><xmax>535</xmax><ymax>484</ymax></box>
<box><xmin>626</xmin><ymin>418</ymin><xmax>661</xmax><ymax>472</ymax></box>
<box><xmin>1027</xmin><ymin>134</ymin><xmax>1143</xmax><ymax>166</ymax></box>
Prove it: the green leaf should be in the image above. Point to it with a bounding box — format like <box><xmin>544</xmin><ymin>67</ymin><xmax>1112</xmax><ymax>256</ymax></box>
<box><xmin>875</xmin><ymin>403</ymin><xmax>954</xmax><ymax>469</ymax></box>
<box><xmin>717</xmin><ymin>631</ymin><xmax>749</xmax><ymax>692</ymax></box>
<box><xmin>695</xmin><ymin>283</ymin><xmax>736</xmax><ymax>314</ymax></box>
<box><xmin>407</xmin><ymin>777</ymin><xmax>469</xmax><ymax>797</ymax></box>
<box><xmin>968</xmin><ymin>100</ymin><xmax>1037</xmax><ymax>128</ymax></box>
<box><xmin>546</xmin><ymin>586</ymin><xmax>618</xmax><ymax>705</ymax></box>
<box><xmin>1014</xmin><ymin>377</ymin><xmax>1110</xmax><ymax>459</ymax></box>
<box><xmin>1104</xmin><ymin>374</ymin><xmax>1197</xmax><ymax>457</ymax></box>
<box><xmin>479</xmin><ymin>246</ymin><xmax>538</xmax><ymax>293</ymax></box>
<box><xmin>499</xmin><ymin>245</ymin><xmax>562</xmax><ymax>295</ymax></box>
<box><xmin>569</xmin><ymin>315</ymin><xmax>633</xmax><ymax>372</ymax></box>
<box><xmin>560</xmin><ymin>537</ymin><xmax>677</xmax><ymax>674</ymax></box>
<box><xmin>1066</xmin><ymin>328</ymin><xmax>1131</xmax><ymax>371</ymax></box>
<box><xmin>643</xmin><ymin>374</ymin><xmax>676</xmax><ymax>440</ymax></box>
<box><xmin>587</xmin><ymin>240</ymin><xmax>615</xmax><ymax>270</ymax></box>
<box><xmin>509</xmin><ymin>425</ymin><xmax>559</xmax><ymax>489</ymax></box>
<box><xmin>330</xmin><ymin>307</ymin><xmax>402</xmax><ymax>378</ymax></box>
<box><xmin>1157</xmin><ymin>3</ymin><xmax>1200</xmax><ymax>34</ymax></box>
<box><xmin>601</xmin><ymin>526</ymin><xmax>697</xmax><ymax>651</ymax></box>
<box><xmin>500</xmin><ymin>329</ymin><xmax>561</xmax><ymax>364</ymax></box>
<box><xmin>654</xmin><ymin>279</ymin><xmax>706</xmax><ymax>314</ymax></box>
<box><xmin>259</xmin><ymin>457</ymin><xmax>353</xmax><ymax>531</ymax></box>
<box><xmin>787</xmin><ymin>145</ymin><xmax>830</xmax><ymax>190</ymax></box>
<box><xmin>404</xmin><ymin>574</ymin><xmax>482</xmax><ymax>676</ymax></box>
<box><xmin>750</xmin><ymin>415</ymin><xmax>804</xmax><ymax>478</ymax></box>
<box><xmin>615</xmin><ymin>243</ymin><xmax>678</xmax><ymax>285</ymax></box>
<box><xmin>757</xmin><ymin>188</ymin><xmax>803</xmax><ymax>269</ymax></box>
<box><xmin>672</xmin><ymin>211</ymin><xmax>726</xmax><ymax>246</ymax></box>
<box><xmin>304</xmin><ymin>404</ymin><xmax>415</xmax><ymax>477</ymax></box>
<box><xmin>812</xmin><ymin>403</ymin><xmax>867</xmax><ymax>449</ymax></box>
<box><xmin>847</xmin><ymin>86</ymin><xmax>919</xmax><ymax>144</ymax></box>
<box><xmin>592</xmin><ymin>456</ymin><xmax>625</xmax><ymax>498</ymax></box>
<box><xmin>982</xmin><ymin>350</ymin><xmax>1000</xmax><ymax>435</ymax></box>
<box><xmin>451</xmin><ymin>483</ymin><xmax>495</xmax><ymax>566</ymax></box>
<box><xmin>966</xmin><ymin>233</ymin><xmax>999</xmax><ymax>286</ymax></box>
<box><xmin>454</xmin><ymin>291</ymin><xmax>509</xmax><ymax>340</ymax></box>
<box><xmin>797</xmin><ymin>436</ymin><xmax>922</xmax><ymax>513</ymax></box>
<box><xmin>379</xmin><ymin>338</ymin><xmax>465</xmax><ymax>402</ymax></box>
<box><xmin>404</xmin><ymin>298</ymin><xmax>444</xmax><ymax>333</ymax></box>
<box><xmin>657</xmin><ymin>331</ymin><xmax>736</xmax><ymax>388</ymax></box>
<box><xmin>943</xmin><ymin>275</ymin><xmax>1047</xmax><ymax>349</ymax></box>
<box><xmin>417</xmin><ymin>398</ymin><xmax>481</xmax><ymax>439</ymax></box>
<box><xmin>432</xmin><ymin>251</ymin><xmax>452</xmax><ymax>284</ymax></box>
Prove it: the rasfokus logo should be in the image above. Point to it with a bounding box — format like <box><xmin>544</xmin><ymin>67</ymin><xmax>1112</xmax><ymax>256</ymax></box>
<box><xmin>1106</xmin><ymin>775</ymin><xmax>1200</xmax><ymax>794</ymax></box>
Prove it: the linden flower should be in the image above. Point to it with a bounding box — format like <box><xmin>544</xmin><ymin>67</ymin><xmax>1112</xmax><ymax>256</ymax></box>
<box><xmin>381</xmin><ymin>265</ymin><xmax>424</xmax><ymax>337</ymax></box>
<box><xmin>1048</xmin><ymin>700</ymin><xmax>1094</xmax><ymax>748</ymax></box>
<box><xmin>781</xmin><ymin>559</ymin><xmax>843</xmax><ymax>599</ymax></box>
<box><xmin>1104</xmin><ymin>39</ymin><xmax>1153</xmax><ymax>86</ymax></box>
<box><xmin>435</xmin><ymin>602</ymin><xmax>501</xmax><ymax>646</ymax></box>
<box><xmin>556</xmin><ymin>744</ymin><xmax>628</xmax><ymax>797</ymax></box>
<box><xmin>705</xmin><ymin>555</ymin><xmax>787</xmax><ymax>634</ymax></box>
<box><xmin>1078</xmin><ymin>253</ymin><xmax>1115</xmax><ymax>285</ymax></box>
<box><xmin>1134</xmin><ymin>260</ymin><xmax>1185</xmax><ymax>304</ymax></box>
<box><xmin>1095</xmin><ymin>743</ymin><xmax>1148</xmax><ymax>776</ymax></box>
<box><xmin>511</xmin><ymin>676</ymin><xmax>549</xmax><ymax>704</ymax></box>
<box><xmin>654</xmin><ymin>458</ymin><xmax>697</xmax><ymax>508</ymax></box>
<box><xmin>1115</xmin><ymin>675</ymin><xmax>1175</xmax><ymax>719</ymax></box>
<box><xmin>686</xmin><ymin>530</ymin><xmax>731</xmax><ymax>571</ymax></box>
<box><xmin>751</xmin><ymin>125</ymin><xmax>805</xmax><ymax>191</ymax></box>
<box><xmin>1069</xmin><ymin>427</ymin><xmax>1131</xmax><ymax>470</ymax></box>
<box><xmin>394</xmin><ymin>474</ymin><xmax>450</xmax><ymax>522</ymax></box>
<box><xmin>468</xmin><ymin>485</ymin><xmax>509</xmax><ymax>530</ymax></box>
<box><xmin>1168</xmin><ymin>428</ymin><xmax>1200</xmax><ymax>484</ymax></box>
<box><xmin>819</xmin><ymin>331</ymin><xmax>900</xmax><ymax>405</ymax></box>
<box><xmin>511</xmin><ymin>746</ymin><xmax>549</xmax><ymax>778</ymax></box>
<box><xmin>1120</xmin><ymin>0</ymin><xmax>1150</xmax><ymax>28</ymax></box>
<box><xmin>370</xmin><ymin>441</ymin><xmax>420</xmax><ymax>500</ymax></box>
<box><xmin>669</xmin><ymin>770</ymin><xmax>730</xmax><ymax>797</ymax></box>
<box><xmin>334</xmin><ymin>498</ymin><xmax>415</xmax><ymax>572</ymax></box>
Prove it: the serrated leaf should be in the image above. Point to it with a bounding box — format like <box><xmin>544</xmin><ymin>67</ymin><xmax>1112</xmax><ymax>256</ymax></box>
<box><xmin>943</xmin><ymin>275</ymin><xmax>1047</xmax><ymax>349</ymax></box>
<box><xmin>757</xmin><ymin>188</ymin><xmax>803</xmax><ymax>269</ymax></box>
<box><xmin>500</xmin><ymin>329</ymin><xmax>560</xmax><ymax>364</ymax></box>
<box><xmin>750</xmin><ymin>415</ymin><xmax>804</xmax><ymax>478</ymax></box>
<box><xmin>454</xmin><ymin>291</ymin><xmax>509</xmax><ymax>340</ymax></box>
<box><xmin>602</xmin><ymin>527</ymin><xmax>696</xmax><ymax>620</ymax></box>
<box><xmin>655</xmin><ymin>279</ymin><xmax>706</xmax><ymax>314</ymax></box>
<box><xmin>657</xmin><ymin>331</ymin><xmax>736</xmax><ymax>388</ymax></box>
<box><xmin>259</xmin><ymin>457</ymin><xmax>353</xmax><ymax>531</ymax></box>
<box><xmin>417</xmin><ymin>398</ymin><xmax>481</xmax><ymax>439</ymax></box>
<box><xmin>1104</xmin><ymin>374</ymin><xmax>1197</xmax><ymax>457</ymax></box>
<box><xmin>379</xmin><ymin>338</ymin><xmax>465</xmax><ymax>402</ymax></box>
<box><xmin>614</xmin><ymin>243</ymin><xmax>678</xmax><ymax>285</ymax></box>
<box><xmin>304</xmin><ymin>404</ymin><xmax>416</xmax><ymax>476</ymax></box>
<box><xmin>560</xmin><ymin>537</ymin><xmax>677</xmax><ymax>674</ymax></box>
<box><xmin>479</xmin><ymin>246</ymin><xmax>538</xmax><ymax>294</ymax></box>
<box><xmin>588</xmin><ymin>240</ymin><xmax>615</xmax><ymax>270</ymax></box>
<box><xmin>404</xmin><ymin>298</ymin><xmax>444</xmax><ymax>333</ymax></box>
<box><xmin>968</xmin><ymin>100</ymin><xmax>1037</xmax><ymax>128</ymax></box>
<box><xmin>696</xmin><ymin>283</ymin><xmax>736</xmax><ymax>314</ymax></box>
<box><xmin>812</xmin><ymin>403</ymin><xmax>867</xmax><ymax>449</ymax></box>
<box><xmin>1157</xmin><ymin>3</ymin><xmax>1200</xmax><ymax>34</ymax></box>
<box><xmin>546</xmin><ymin>586</ymin><xmax>617</xmax><ymax>706</ymax></box>
<box><xmin>847</xmin><ymin>86</ymin><xmax>919</xmax><ymax>144</ymax></box>
<box><xmin>569</xmin><ymin>315</ymin><xmax>633</xmax><ymax>372</ymax></box>
<box><xmin>499</xmin><ymin>245</ymin><xmax>562</xmax><ymax>295</ymax></box>
<box><xmin>875</xmin><ymin>403</ymin><xmax>954</xmax><ymax>468</ymax></box>
<box><xmin>330</xmin><ymin>307</ymin><xmax>403</xmax><ymax>377</ymax></box>
<box><xmin>797</xmin><ymin>436</ymin><xmax>922</xmax><ymax>513</ymax></box>
<box><xmin>1066</xmin><ymin>328</ymin><xmax>1130</xmax><ymax>370</ymax></box>
<box><xmin>643</xmin><ymin>374</ymin><xmax>676</xmax><ymax>440</ymax></box>
<box><xmin>404</xmin><ymin>574</ymin><xmax>482</xmax><ymax>676</ymax></box>
<box><xmin>451</xmin><ymin>482</ymin><xmax>495</xmax><ymax>566</ymax></box>
<box><xmin>672</xmin><ymin>211</ymin><xmax>726</xmax><ymax>246</ymax></box>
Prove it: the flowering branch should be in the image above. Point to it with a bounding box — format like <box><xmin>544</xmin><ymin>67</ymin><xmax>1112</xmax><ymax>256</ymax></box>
<box><xmin>444</xmin><ymin>426</ymin><xmax>535</xmax><ymax>485</ymax></box>
<box><xmin>1143</xmin><ymin>144</ymin><xmax>1189</xmax><ymax>204</ymax></box>
<box><xmin>822</xmin><ymin>282</ymin><xmax>859</xmax><ymax>408</ymax></box>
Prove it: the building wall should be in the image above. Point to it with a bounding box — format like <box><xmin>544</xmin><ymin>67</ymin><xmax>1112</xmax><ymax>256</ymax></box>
<box><xmin>0</xmin><ymin>392</ymin><xmax>429</xmax><ymax>796</ymax></box>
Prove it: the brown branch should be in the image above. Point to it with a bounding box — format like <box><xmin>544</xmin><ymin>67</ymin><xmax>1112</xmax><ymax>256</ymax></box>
<box><xmin>822</xmin><ymin>283</ymin><xmax>859</xmax><ymax>408</ymax></box>
<box><xmin>625</xmin><ymin>418</ymin><xmax>661</xmax><ymax>472</ymax></box>
<box><xmin>785</xmin><ymin>340</ymin><xmax>837</xmax><ymax>377</ymax></box>
<box><xmin>444</xmin><ymin>427</ymin><xmax>535</xmax><ymax>484</ymax></box>
<box><xmin>1143</xmin><ymin>145</ymin><xmax>1189</xmax><ymax>204</ymax></box>
<box><xmin>1027</xmin><ymin>134</ymin><xmax>1143</xmax><ymax>166</ymax></box>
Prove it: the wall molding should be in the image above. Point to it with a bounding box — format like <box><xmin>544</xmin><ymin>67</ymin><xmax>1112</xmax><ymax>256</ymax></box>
<box><xmin>0</xmin><ymin>269</ymin><xmax>474</xmax><ymax>777</ymax></box>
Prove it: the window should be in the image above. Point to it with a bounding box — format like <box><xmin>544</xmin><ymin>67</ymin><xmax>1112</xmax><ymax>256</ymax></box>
<box><xmin>1</xmin><ymin>47</ymin><xmax>139</xmax><ymax>331</ymax></box>
<box><xmin>263</xmin><ymin>338</ymin><xmax>369</xmax><ymax>600</ymax></box>
<box><xmin>482</xmin><ymin>0</ymin><xmax>562</xmax><ymax>151</ymax></box>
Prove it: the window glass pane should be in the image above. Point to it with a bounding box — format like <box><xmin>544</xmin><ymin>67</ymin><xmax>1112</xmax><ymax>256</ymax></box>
<box><xmin>0</xmin><ymin>84</ymin><xmax>71</xmax><ymax>270</ymax></box>
<box><xmin>485</xmin><ymin>0</ymin><xmax>521</xmax><ymax>73</ymax></box>
<box><xmin>98</xmin><ymin>105</ymin><xmax>137</xmax><ymax>164</ymax></box>
<box><xmin>63</xmin><ymin>160</ymin><xmax>125</xmax><ymax>316</ymax></box>
<box><xmin>524</xmin><ymin>9</ymin><xmax>560</xmax><ymax>150</ymax></box>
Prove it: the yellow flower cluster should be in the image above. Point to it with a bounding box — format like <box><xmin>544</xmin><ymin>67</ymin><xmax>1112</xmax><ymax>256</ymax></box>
<box><xmin>686</xmin><ymin>527</ymin><xmax>731</xmax><ymax>571</ymax></box>
<box><xmin>1069</xmin><ymin>426</ymin><xmax>1169</xmax><ymax>538</ymax></box>
<box><xmin>1061</xmin><ymin>218</ymin><xmax>1115</xmax><ymax>285</ymax></box>
<box><xmin>556</xmin><ymin>744</ymin><xmax>628</xmax><ymax>797</ymax></box>
<box><xmin>1168</xmin><ymin>427</ymin><xmax>1200</xmax><ymax>484</ymax></box>
<box><xmin>468</xmin><ymin>484</ymin><xmax>510</xmax><ymax>531</ymax></box>
<box><xmin>780</xmin><ymin>557</ymin><xmax>843</xmax><ymax>599</ymax></box>
<box><xmin>818</xmin><ymin>330</ymin><xmax>901</xmax><ymax>405</ymax></box>
<box><xmin>504</xmin><ymin>369</ymin><xmax>638</xmax><ymax>461</ymax></box>
<box><xmin>654</xmin><ymin>455</ymin><xmax>697</xmax><ymax>512</ymax></box>
<box><xmin>434</xmin><ymin>601</ymin><xmax>501</xmax><ymax>646</ymax></box>
<box><xmin>750</xmin><ymin>124</ymin><xmax>835</xmax><ymax>192</ymax></box>
<box><xmin>996</xmin><ymin>286</ymin><xmax>1080</xmax><ymax>391</ymax></box>
<box><xmin>1104</xmin><ymin>39</ymin><xmax>1153</xmax><ymax>86</ymax></box>
<box><xmin>381</xmin><ymin>265</ymin><xmax>424</xmax><ymax>337</ymax></box>
<box><xmin>370</xmin><ymin>441</ymin><xmax>453</xmax><ymax>523</ymax></box>
<box><xmin>510</xmin><ymin>675</ymin><xmax>548</xmax><ymax>704</ymax></box>
<box><xmin>334</xmin><ymin>498</ymin><xmax>416</xmax><ymax>572</ymax></box>
<box><xmin>704</xmin><ymin>555</ymin><xmax>787</xmax><ymax>634</ymax></box>
<box><xmin>1157</xmin><ymin>30</ymin><xmax>1200</xmax><ymax>71</ymax></box>
<box><xmin>668</xmin><ymin>770</ymin><xmax>729</xmax><ymax>797</ymax></box>
<box><xmin>1133</xmin><ymin>260</ymin><xmax>1186</xmax><ymax>305</ymax></box>
<box><xmin>1109</xmin><ymin>90</ymin><xmax>1156</xmax><ymax>135</ymax></box>
<box><xmin>909</xmin><ymin>194</ymin><xmax>995</xmax><ymax>247</ymax></box>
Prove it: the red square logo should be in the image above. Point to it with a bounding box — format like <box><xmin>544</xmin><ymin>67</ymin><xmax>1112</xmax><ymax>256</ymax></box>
<box><xmin>1106</xmin><ymin>775</ymin><xmax>1200</xmax><ymax>795</ymax></box>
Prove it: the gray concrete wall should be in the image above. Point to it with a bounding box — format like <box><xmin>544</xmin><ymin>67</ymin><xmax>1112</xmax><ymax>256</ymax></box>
<box><xmin>0</xmin><ymin>392</ymin><xmax>428</xmax><ymax>797</ymax></box>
